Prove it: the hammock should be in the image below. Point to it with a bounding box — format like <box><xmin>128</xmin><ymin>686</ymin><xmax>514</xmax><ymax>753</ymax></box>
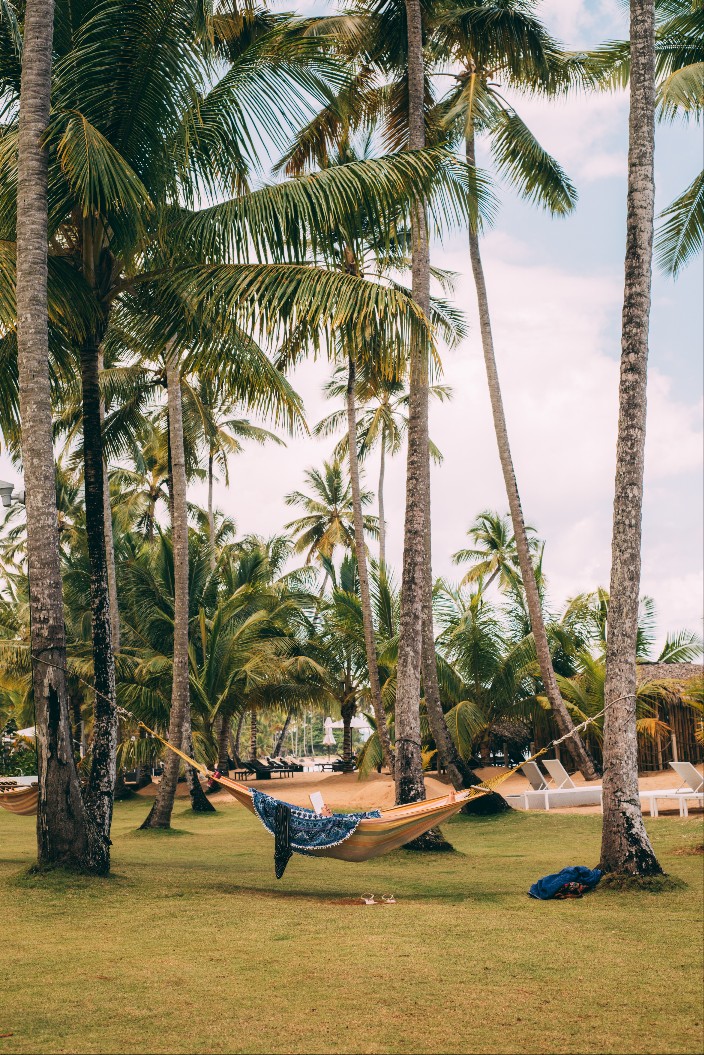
<box><xmin>216</xmin><ymin>773</ymin><xmax>475</xmax><ymax>861</ymax></box>
<box><xmin>0</xmin><ymin>760</ymin><xmax>477</xmax><ymax>861</ymax></box>
<box><xmin>0</xmin><ymin>784</ymin><xmax>39</xmax><ymax>816</ymax></box>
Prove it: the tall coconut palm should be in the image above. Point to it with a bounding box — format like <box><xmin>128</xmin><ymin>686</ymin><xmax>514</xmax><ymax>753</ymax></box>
<box><xmin>316</xmin><ymin>360</ymin><xmax>451</xmax><ymax>567</ymax></box>
<box><xmin>12</xmin><ymin>0</ymin><xmax>100</xmax><ymax>870</ymax></box>
<box><xmin>285</xmin><ymin>460</ymin><xmax>378</xmax><ymax>575</ymax></box>
<box><xmin>285</xmin><ymin>0</ymin><xmax>488</xmax><ymax>814</ymax></box>
<box><xmin>181</xmin><ymin>372</ymin><xmax>287</xmax><ymax>570</ymax></box>
<box><xmin>432</xmin><ymin>0</ymin><xmax>598</xmax><ymax>780</ymax></box>
<box><xmin>142</xmin><ymin>350</ymin><xmax>192</xmax><ymax>829</ymax></box>
<box><xmin>600</xmin><ymin>0</ymin><xmax>662</xmax><ymax>876</ymax></box>
<box><xmin>453</xmin><ymin>510</ymin><xmax>540</xmax><ymax>592</ymax></box>
<box><xmin>587</xmin><ymin>0</ymin><xmax>703</xmax><ymax>277</ymax></box>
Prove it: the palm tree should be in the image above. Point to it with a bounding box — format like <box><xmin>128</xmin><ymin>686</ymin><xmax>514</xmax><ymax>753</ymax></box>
<box><xmin>587</xmin><ymin>0</ymin><xmax>703</xmax><ymax>277</ymax></box>
<box><xmin>316</xmin><ymin>361</ymin><xmax>451</xmax><ymax>567</ymax></box>
<box><xmin>13</xmin><ymin>0</ymin><xmax>100</xmax><ymax>870</ymax></box>
<box><xmin>453</xmin><ymin>510</ymin><xmax>540</xmax><ymax>592</ymax></box>
<box><xmin>181</xmin><ymin>372</ymin><xmax>287</xmax><ymax>570</ymax></box>
<box><xmin>142</xmin><ymin>350</ymin><xmax>193</xmax><ymax>829</ymax></box>
<box><xmin>600</xmin><ymin>0</ymin><xmax>662</xmax><ymax>877</ymax></box>
<box><xmin>285</xmin><ymin>460</ymin><xmax>378</xmax><ymax>577</ymax></box>
<box><xmin>432</xmin><ymin>0</ymin><xmax>598</xmax><ymax>780</ymax></box>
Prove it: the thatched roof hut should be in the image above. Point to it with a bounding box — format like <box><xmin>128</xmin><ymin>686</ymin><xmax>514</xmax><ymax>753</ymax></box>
<box><xmin>635</xmin><ymin>662</ymin><xmax>702</xmax><ymax>770</ymax></box>
<box><xmin>636</xmin><ymin>662</ymin><xmax>703</xmax><ymax>687</ymax></box>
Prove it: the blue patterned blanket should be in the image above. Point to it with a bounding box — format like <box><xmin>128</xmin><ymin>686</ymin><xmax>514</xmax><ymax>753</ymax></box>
<box><xmin>252</xmin><ymin>789</ymin><xmax>380</xmax><ymax>854</ymax></box>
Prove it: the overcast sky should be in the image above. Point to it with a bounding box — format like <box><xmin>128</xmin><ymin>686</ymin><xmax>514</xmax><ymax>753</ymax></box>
<box><xmin>1</xmin><ymin>0</ymin><xmax>701</xmax><ymax>651</ymax></box>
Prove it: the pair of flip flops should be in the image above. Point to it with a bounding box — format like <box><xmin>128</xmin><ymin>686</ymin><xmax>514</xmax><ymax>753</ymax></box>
<box><xmin>360</xmin><ymin>894</ymin><xmax>396</xmax><ymax>905</ymax></box>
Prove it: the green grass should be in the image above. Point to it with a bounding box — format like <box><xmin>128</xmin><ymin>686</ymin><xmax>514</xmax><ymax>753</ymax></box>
<box><xmin>1</xmin><ymin>799</ymin><xmax>702</xmax><ymax>1055</ymax></box>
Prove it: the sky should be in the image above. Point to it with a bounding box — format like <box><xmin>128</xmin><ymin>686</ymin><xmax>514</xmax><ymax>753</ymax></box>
<box><xmin>1</xmin><ymin>0</ymin><xmax>701</xmax><ymax>651</ymax></box>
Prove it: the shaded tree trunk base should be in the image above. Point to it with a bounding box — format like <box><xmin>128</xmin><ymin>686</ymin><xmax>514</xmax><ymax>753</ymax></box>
<box><xmin>113</xmin><ymin>772</ymin><xmax>133</xmax><ymax>802</ymax></box>
<box><xmin>139</xmin><ymin>803</ymin><xmax>157</xmax><ymax>830</ymax></box>
<box><xmin>600</xmin><ymin>872</ymin><xmax>678</xmax><ymax>892</ymax></box>
<box><xmin>403</xmin><ymin>827</ymin><xmax>454</xmax><ymax>853</ymax></box>
<box><xmin>461</xmin><ymin>789</ymin><xmax>512</xmax><ymax>816</ymax></box>
<box><xmin>186</xmin><ymin>767</ymin><xmax>216</xmax><ymax>813</ymax></box>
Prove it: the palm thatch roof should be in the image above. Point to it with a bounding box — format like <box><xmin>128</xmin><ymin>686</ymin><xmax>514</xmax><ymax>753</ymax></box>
<box><xmin>636</xmin><ymin>662</ymin><xmax>703</xmax><ymax>691</ymax></box>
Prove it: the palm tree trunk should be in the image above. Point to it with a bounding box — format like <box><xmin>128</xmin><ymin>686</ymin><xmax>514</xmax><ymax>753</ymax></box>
<box><xmin>143</xmin><ymin>354</ymin><xmax>190</xmax><ymax>828</ymax></box>
<box><xmin>346</xmin><ymin>353</ymin><xmax>395</xmax><ymax>773</ymax></box>
<box><xmin>208</xmin><ymin>450</ymin><xmax>216</xmax><ymax>572</ymax></box>
<box><xmin>182</xmin><ymin>704</ymin><xmax>215</xmax><ymax>813</ymax></box>
<box><xmin>465</xmin><ymin>127</ymin><xmax>598</xmax><ymax>781</ymax></box>
<box><xmin>98</xmin><ymin>353</ymin><xmax>127</xmax><ymax>800</ymax></box>
<box><xmin>80</xmin><ymin>329</ymin><xmax>118</xmax><ymax>837</ymax></box>
<box><xmin>217</xmin><ymin>716</ymin><xmax>231</xmax><ymax>772</ymax></box>
<box><xmin>79</xmin><ymin>216</ymin><xmax>118</xmax><ymax>842</ymax></box>
<box><xmin>378</xmin><ymin>428</ymin><xmax>387</xmax><ymax>569</ymax></box>
<box><xmin>16</xmin><ymin>0</ymin><xmax>101</xmax><ymax>871</ymax></box>
<box><xmin>395</xmin><ymin>0</ymin><xmax>431</xmax><ymax>808</ymax></box>
<box><xmin>103</xmin><ymin>472</ymin><xmax>119</xmax><ymax>649</ymax></box>
<box><xmin>249</xmin><ymin>710</ymin><xmax>258</xmax><ymax>760</ymax></box>
<box><xmin>96</xmin><ymin>350</ymin><xmax>120</xmax><ymax>653</ymax></box>
<box><xmin>341</xmin><ymin>699</ymin><xmax>356</xmax><ymax>765</ymax></box>
<box><xmin>232</xmin><ymin>711</ymin><xmax>244</xmax><ymax>765</ymax></box>
<box><xmin>600</xmin><ymin>0</ymin><xmax>661</xmax><ymax>876</ymax></box>
<box><xmin>273</xmin><ymin>710</ymin><xmax>292</xmax><ymax>758</ymax></box>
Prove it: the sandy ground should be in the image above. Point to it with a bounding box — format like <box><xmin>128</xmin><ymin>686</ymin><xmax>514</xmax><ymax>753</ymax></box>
<box><xmin>138</xmin><ymin>762</ymin><xmax>704</xmax><ymax>816</ymax></box>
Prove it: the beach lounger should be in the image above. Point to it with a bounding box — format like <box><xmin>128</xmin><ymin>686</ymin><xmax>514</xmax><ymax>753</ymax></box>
<box><xmin>638</xmin><ymin>790</ymin><xmax>687</xmax><ymax>817</ymax></box>
<box><xmin>543</xmin><ymin>758</ymin><xmax>604</xmax><ymax>794</ymax></box>
<box><xmin>521</xmin><ymin>761</ymin><xmax>550</xmax><ymax>791</ymax></box>
<box><xmin>669</xmin><ymin>761</ymin><xmax>704</xmax><ymax>793</ymax></box>
<box><xmin>668</xmin><ymin>761</ymin><xmax>704</xmax><ymax>816</ymax></box>
<box><xmin>511</xmin><ymin>761</ymin><xmax>602</xmax><ymax>810</ymax></box>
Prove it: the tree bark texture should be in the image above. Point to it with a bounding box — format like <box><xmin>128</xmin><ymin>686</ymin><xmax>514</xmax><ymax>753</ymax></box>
<box><xmin>217</xmin><ymin>715</ymin><xmax>231</xmax><ymax>772</ymax></box>
<box><xmin>143</xmin><ymin>356</ymin><xmax>190</xmax><ymax>828</ymax></box>
<box><xmin>96</xmin><ymin>350</ymin><xmax>121</xmax><ymax>654</ymax></box>
<box><xmin>232</xmin><ymin>711</ymin><xmax>244</xmax><ymax>765</ymax></box>
<box><xmin>182</xmin><ymin>703</ymin><xmax>215</xmax><ymax>812</ymax></box>
<box><xmin>208</xmin><ymin>451</ymin><xmax>216</xmax><ymax>572</ymax></box>
<box><xmin>341</xmin><ymin>699</ymin><xmax>355</xmax><ymax>765</ymax></box>
<box><xmin>80</xmin><ymin>329</ymin><xmax>118</xmax><ymax>842</ymax></box>
<box><xmin>15</xmin><ymin>0</ymin><xmax>102</xmax><ymax>871</ymax></box>
<box><xmin>395</xmin><ymin>0</ymin><xmax>432</xmax><ymax>807</ymax></box>
<box><xmin>465</xmin><ymin>128</ymin><xmax>598</xmax><ymax>782</ymax></box>
<box><xmin>249</xmin><ymin>709</ymin><xmax>258</xmax><ymax>760</ymax></box>
<box><xmin>378</xmin><ymin>430</ymin><xmax>386</xmax><ymax>569</ymax></box>
<box><xmin>600</xmin><ymin>0</ymin><xmax>661</xmax><ymax>876</ymax></box>
<box><xmin>272</xmin><ymin>710</ymin><xmax>292</xmax><ymax>758</ymax></box>
<box><xmin>346</xmin><ymin>354</ymin><xmax>395</xmax><ymax>773</ymax></box>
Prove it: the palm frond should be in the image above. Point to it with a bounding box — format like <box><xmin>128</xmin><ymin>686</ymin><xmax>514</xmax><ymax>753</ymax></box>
<box><xmin>656</xmin><ymin>169</ymin><xmax>704</xmax><ymax>276</ymax></box>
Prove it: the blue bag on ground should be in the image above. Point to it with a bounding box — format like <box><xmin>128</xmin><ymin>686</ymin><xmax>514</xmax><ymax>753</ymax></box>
<box><xmin>529</xmin><ymin>866</ymin><xmax>602</xmax><ymax>900</ymax></box>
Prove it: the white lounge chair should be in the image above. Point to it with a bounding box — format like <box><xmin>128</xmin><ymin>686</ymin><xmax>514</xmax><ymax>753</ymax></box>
<box><xmin>670</xmin><ymin>761</ymin><xmax>704</xmax><ymax>793</ymax></box>
<box><xmin>542</xmin><ymin>759</ymin><xmax>577</xmax><ymax>789</ymax></box>
<box><xmin>511</xmin><ymin>760</ymin><xmax>602</xmax><ymax>810</ymax></box>
<box><xmin>639</xmin><ymin>790</ymin><xmax>687</xmax><ymax>817</ymax></box>
<box><xmin>521</xmin><ymin>761</ymin><xmax>549</xmax><ymax>791</ymax></box>
<box><xmin>669</xmin><ymin>761</ymin><xmax>704</xmax><ymax>817</ymax></box>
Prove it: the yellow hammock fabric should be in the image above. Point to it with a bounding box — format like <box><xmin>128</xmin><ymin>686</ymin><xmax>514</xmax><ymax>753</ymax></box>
<box><xmin>215</xmin><ymin>774</ymin><xmax>477</xmax><ymax>862</ymax></box>
<box><xmin>139</xmin><ymin>730</ymin><xmax>490</xmax><ymax>861</ymax></box>
<box><xmin>0</xmin><ymin>784</ymin><xmax>39</xmax><ymax>816</ymax></box>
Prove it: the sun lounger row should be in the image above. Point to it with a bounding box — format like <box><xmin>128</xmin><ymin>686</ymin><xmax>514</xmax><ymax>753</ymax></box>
<box><xmin>507</xmin><ymin>759</ymin><xmax>704</xmax><ymax>813</ymax></box>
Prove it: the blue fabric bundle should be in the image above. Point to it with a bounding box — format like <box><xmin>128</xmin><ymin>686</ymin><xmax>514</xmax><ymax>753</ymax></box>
<box><xmin>529</xmin><ymin>866</ymin><xmax>603</xmax><ymax>900</ymax></box>
<box><xmin>252</xmin><ymin>789</ymin><xmax>381</xmax><ymax>855</ymax></box>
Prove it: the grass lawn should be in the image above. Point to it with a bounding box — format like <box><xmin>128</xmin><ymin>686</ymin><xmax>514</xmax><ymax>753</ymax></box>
<box><xmin>0</xmin><ymin>798</ymin><xmax>702</xmax><ymax>1055</ymax></box>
